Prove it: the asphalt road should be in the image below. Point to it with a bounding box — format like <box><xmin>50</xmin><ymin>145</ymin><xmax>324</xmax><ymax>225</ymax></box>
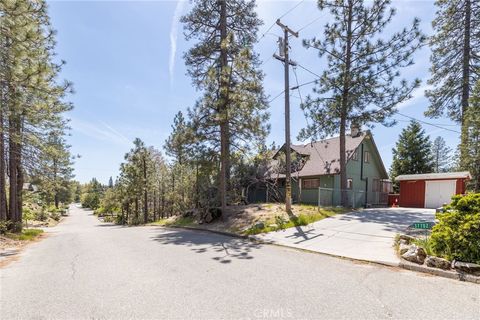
<box><xmin>1</xmin><ymin>205</ymin><xmax>478</xmax><ymax>320</ymax></box>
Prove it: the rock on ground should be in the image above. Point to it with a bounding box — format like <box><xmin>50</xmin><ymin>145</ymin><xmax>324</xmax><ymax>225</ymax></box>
<box><xmin>399</xmin><ymin>243</ymin><xmax>410</xmax><ymax>255</ymax></box>
<box><xmin>401</xmin><ymin>245</ymin><xmax>427</xmax><ymax>264</ymax></box>
<box><xmin>453</xmin><ymin>261</ymin><xmax>480</xmax><ymax>275</ymax></box>
<box><xmin>425</xmin><ymin>256</ymin><xmax>450</xmax><ymax>270</ymax></box>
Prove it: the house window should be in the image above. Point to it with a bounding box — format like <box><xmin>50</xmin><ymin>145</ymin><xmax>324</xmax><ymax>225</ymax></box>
<box><xmin>351</xmin><ymin>149</ymin><xmax>358</xmax><ymax>161</ymax></box>
<box><xmin>303</xmin><ymin>178</ymin><xmax>320</xmax><ymax>189</ymax></box>
<box><xmin>347</xmin><ymin>178</ymin><xmax>353</xmax><ymax>189</ymax></box>
<box><xmin>364</xmin><ymin>151</ymin><xmax>370</xmax><ymax>163</ymax></box>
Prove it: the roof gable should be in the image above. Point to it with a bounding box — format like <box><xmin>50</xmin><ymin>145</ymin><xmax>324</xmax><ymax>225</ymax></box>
<box><xmin>272</xmin><ymin>131</ymin><xmax>375</xmax><ymax>178</ymax></box>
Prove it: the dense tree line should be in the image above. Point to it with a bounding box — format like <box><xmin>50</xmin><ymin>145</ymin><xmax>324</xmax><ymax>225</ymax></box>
<box><xmin>1</xmin><ymin>0</ymin><xmax>74</xmax><ymax>231</ymax></box>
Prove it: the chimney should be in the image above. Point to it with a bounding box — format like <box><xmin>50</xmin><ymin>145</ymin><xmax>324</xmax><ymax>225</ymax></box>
<box><xmin>351</xmin><ymin>123</ymin><xmax>360</xmax><ymax>137</ymax></box>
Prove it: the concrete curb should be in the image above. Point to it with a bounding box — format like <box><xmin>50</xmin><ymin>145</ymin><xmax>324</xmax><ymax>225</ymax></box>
<box><xmin>248</xmin><ymin>236</ymin><xmax>400</xmax><ymax>268</ymax></box>
<box><xmin>399</xmin><ymin>261</ymin><xmax>480</xmax><ymax>284</ymax></box>
<box><xmin>162</xmin><ymin>226</ymin><xmax>480</xmax><ymax>284</ymax></box>
<box><xmin>165</xmin><ymin>225</ymin><xmax>248</xmax><ymax>239</ymax></box>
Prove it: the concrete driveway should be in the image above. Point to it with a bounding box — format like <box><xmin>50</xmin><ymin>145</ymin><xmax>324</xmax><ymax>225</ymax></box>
<box><xmin>255</xmin><ymin>207</ymin><xmax>436</xmax><ymax>266</ymax></box>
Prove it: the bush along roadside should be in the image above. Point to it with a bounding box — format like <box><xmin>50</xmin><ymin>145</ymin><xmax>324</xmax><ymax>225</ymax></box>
<box><xmin>395</xmin><ymin>193</ymin><xmax>480</xmax><ymax>277</ymax></box>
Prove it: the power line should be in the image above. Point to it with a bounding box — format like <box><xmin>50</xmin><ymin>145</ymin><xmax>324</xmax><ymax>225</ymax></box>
<box><xmin>293</xmin><ymin>63</ymin><xmax>460</xmax><ymax>134</ymax></box>
<box><xmin>268</xmin><ymin>90</ymin><xmax>285</xmax><ymax>103</ymax></box>
<box><xmin>278</xmin><ymin>0</ymin><xmax>305</xmax><ymax>20</ymax></box>
<box><xmin>298</xmin><ymin>15</ymin><xmax>322</xmax><ymax>32</ymax></box>
<box><xmin>292</xmin><ymin>67</ymin><xmax>310</xmax><ymax>128</ymax></box>
<box><xmin>291</xmin><ymin>79</ymin><xmax>317</xmax><ymax>90</ymax></box>
<box><xmin>296</xmin><ymin>62</ymin><xmax>322</xmax><ymax>79</ymax></box>
<box><xmin>259</xmin><ymin>0</ymin><xmax>305</xmax><ymax>42</ymax></box>
<box><xmin>395</xmin><ymin>112</ymin><xmax>461</xmax><ymax>134</ymax></box>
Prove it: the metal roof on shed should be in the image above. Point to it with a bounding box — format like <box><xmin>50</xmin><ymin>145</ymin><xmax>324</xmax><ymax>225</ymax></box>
<box><xmin>395</xmin><ymin>172</ymin><xmax>471</xmax><ymax>181</ymax></box>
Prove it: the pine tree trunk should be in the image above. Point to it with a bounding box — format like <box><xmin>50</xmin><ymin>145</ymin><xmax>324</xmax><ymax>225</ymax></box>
<box><xmin>126</xmin><ymin>202</ymin><xmax>130</xmax><ymax>224</ymax></box>
<box><xmin>339</xmin><ymin>0</ymin><xmax>354</xmax><ymax>207</ymax></box>
<box><xmin>153</xmin><ymin>190</ymin><xmax>157</xmax><ymax>221</ymax></box>
<box><xmin>460</xmin><ymin>0</ymin><xmax>471</xmax><ymax>159</ymax></box>
<box><xmin>143</xmin><ymin>157</ymin><xmax>148</xmax><ymax>224</ymax></box>
<box><xmin>53</xmin><ymin>158</ymin><xmax>59</xmax><ymax>208</ymax></box>
<box><xmin>219</xmin><ymin>0</ymin><xmax>228</xmax><ymax>212</ymax></box>
<box><xmin>0</xmin><ymin>110</ymin><xmax>7</xmax><ymax>220</ymax></box>
<box><xmin>135</xmin><ymin>197</ymin><xmax>139</xmax><ymax>221</ymax></box>
<box><xmin>8</xmin><ymin>116</ymin><xmax>20</xmax><ymax>230</ymax></box>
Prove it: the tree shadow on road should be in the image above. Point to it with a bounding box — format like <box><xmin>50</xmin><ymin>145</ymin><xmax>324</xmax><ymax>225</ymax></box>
<box><xmin>150</xmin><ymin>229</ymin><xmax>263</xmax><ymax>264</ymax></box>
<box><xmin>335</xmin><ymin>208</ymin><xmax>436</xmax><ymax>233</ymax></box>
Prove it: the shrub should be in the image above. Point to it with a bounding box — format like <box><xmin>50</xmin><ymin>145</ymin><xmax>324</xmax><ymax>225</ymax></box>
<box><xmin>50</xmin><ymin>211</ymin><xmax>61</xmax><ymax>221</ymax></box>
<box><xmin>35</xmin><ymin>208</ymin><xmax>49</xmax><ymax>221</ymax></box>
<box><xmin>275</xmin><ymin>215</ymin><xmax>288</xmax><ymax>229</ymax></box>
<box><xmin>0</xmin><ymin>220</ymin><xmax>11</xmax><ymax>234</ymax></box>
<box><xmin>430</xmin><ymin>193</ymin><xmax>480</xmax><ymax>264</ymax></box>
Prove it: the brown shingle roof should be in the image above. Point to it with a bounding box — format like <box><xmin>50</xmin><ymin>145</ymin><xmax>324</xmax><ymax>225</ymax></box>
<box><xmin>271</xmin><ymin>132</ymin><xmax>367</xmax><ymax>178</ymax></box>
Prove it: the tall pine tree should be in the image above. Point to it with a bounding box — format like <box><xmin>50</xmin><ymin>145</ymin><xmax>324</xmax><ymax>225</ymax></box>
<box><xmin>390</xmin><ymin>121</ymin><xmax>434</xmax><ymax>191</ymax></box>
<box><xmin>300</xmin><ymin>0</ymin><xmax>425</xmax><ymax>205</ymax></box>
<box><xmin>460</xmin><ymin>80</ymin><xmax>480</xmax><ymax>191</ymax></box>
<box><xmin>425</xmin><ymin>0</ymin><xmax>479</xmax><ymax>141</ymax></box>
<box><xmin>431</xmin><ymin>136</ymin><xmax>452</xmax><ymax>173</ymax></box>
<box><xmin>182</xmin><ymin>0</ymin><xmax>269</xmax><ymax>211</ymax></box>
<box><xmin>0</xmin><ymin>0</ymin><xmax>73</xmax><ymax>230</ymax></box>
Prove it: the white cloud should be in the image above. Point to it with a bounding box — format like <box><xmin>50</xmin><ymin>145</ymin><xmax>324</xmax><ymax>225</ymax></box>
<box><xmin>169</xmin><ymin>0</ymin><xmax>186</xmax><ymax>86</ymax></box>
<box><xmin>71</xmin><ymin>117</ymin><xmax>131</xmax><ymax>147</ymax></box>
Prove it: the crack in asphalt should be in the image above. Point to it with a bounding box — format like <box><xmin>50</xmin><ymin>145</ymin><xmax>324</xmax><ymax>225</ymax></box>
<box><xmin>71</xmin><ymin>253</ymin><xmax>79</xmax><ymax>280</ymax></box>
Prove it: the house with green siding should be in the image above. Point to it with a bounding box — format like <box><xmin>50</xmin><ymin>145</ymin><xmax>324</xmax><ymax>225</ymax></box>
<box><xmin>249</xmin><ymin>129</ymin><xmax>390</xmax><ymax>207</ymax></box>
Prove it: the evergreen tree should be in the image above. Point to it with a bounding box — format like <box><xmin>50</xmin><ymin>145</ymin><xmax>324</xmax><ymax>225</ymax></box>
<box><xmin>390</xmin><ymin>121</ymin><xmax>435</xmax><ymax>191</ymax></box>
<box><xmin>80</xmin><ymin>178</ymin><xmax>104</xmax><ymax>210</ymax></box>
<box><xmin>35</xmin><ymin>131</ymin><xmax>75</xmax><ymax>208</ymax></box>
<box><xmin>425</xmin><ymin>0</ymin><xmax>479</xmax><ymax>145</ymax></box>
<box><xmin>164</xmin><ymin>111</ymin><xmax>191</xmax><ymax>166</ymax></box>
<box><xmin>182</xmin><ymin>0</ymin><xmax>269</xmax><ymax>211</ymax></box>
<box><xmin>0</xmin><ymin>0</ymin><xmax>73</xmax><ymax>230</ymax></box>
<box><xmin>300</xmin><ymin>0</ymin><xmax>425</xmax><ymax>205</ymax></box>
<box><xmin>165</xmin><ymin>111</ymin><xmax>194</xmax><ymax>207</ymax></box>
<box><xmin>432</xmin><ymin>136</ymin><xmax>452</xmax><ymax>173</ymax></box>
<box><xmin>108</xmin><ymin>176</ymin><xmax>114</xmax><ymax>188</ymax></box>
<box><xmin>460</xmin><ymin>80</ymin><xmax>480</xmax><ymax>191</ymax></box>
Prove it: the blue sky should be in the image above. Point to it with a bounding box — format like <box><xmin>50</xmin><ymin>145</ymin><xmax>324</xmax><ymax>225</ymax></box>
<box><xmin>47</xmin><ymin>0</ymin><xmax>461</xmax><ymax>184</ymax></box>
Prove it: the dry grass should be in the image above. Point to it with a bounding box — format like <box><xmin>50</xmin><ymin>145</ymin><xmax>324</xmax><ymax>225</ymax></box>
<box><xmin>155</xmin><ymin>203</ymin><xmax>349</xmax><ymax>235</ymax></box>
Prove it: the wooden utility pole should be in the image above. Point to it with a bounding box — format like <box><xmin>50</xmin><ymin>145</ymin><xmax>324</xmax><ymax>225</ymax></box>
<box><xmin>274</xmin><ymin>19</ymin><xmax>298</xmax><ymax>213</ymax></box>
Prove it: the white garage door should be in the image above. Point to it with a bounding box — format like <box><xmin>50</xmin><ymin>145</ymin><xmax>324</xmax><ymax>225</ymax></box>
<box><xmin>425</xmin><ymin>180</ymin><xmax>457</xmax><ymax>208</ymax></box>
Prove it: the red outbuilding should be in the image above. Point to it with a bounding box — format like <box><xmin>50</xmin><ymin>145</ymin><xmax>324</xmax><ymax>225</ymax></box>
<box><xmin>395</xmin><ymin>172</ymin><xmax>471</xmax><ymax>209</ymax></box>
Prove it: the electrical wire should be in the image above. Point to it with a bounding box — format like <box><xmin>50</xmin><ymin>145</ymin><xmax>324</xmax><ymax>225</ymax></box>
<box><xmin>259</xmin><ymin>0</ymin><xmax>305</xmax><ymax>42</ymax></box>
<box><xmin>295</xmin><ymin>62</ymin><xmax>322</xmax><ymax>79</ymax></box>
<box><xmin>298</xmin><ymin>15</ymin><xmax>322</xmax><ymax>32</ymax></box>
<box><xmin>293</xmin><ymin>64</ymin><xmax>460</xmax><ymax>134</ymax></box>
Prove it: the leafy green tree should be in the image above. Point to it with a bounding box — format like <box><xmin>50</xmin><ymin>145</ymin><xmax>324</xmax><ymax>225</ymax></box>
<box><xmin>460</xmin><ymin>81</ymin><xmax>480</xmax><ymax>191</ymax></box>
<box><xmin>182</xmin><ymin>0</ymin><xmax>269</xmax><ymax>210</ymax></box>
<box><xmin>390</xmin><ymin>121</ymin><xmax>435</xmax><ymax>191</ymax></box>
<box><xmin>432</xmin><ymin>136</ymin><xmax>452</xmax><ymax>173</ymax></box>
<box><xmin>425</xmin><ymin>0</ymin><xmax>479</xmax><ymax>149</ymax></box>
<box><xmin>300</xmin><ymin>0</ymin><xmax>425</xmax><ymax>205</ymax></box>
